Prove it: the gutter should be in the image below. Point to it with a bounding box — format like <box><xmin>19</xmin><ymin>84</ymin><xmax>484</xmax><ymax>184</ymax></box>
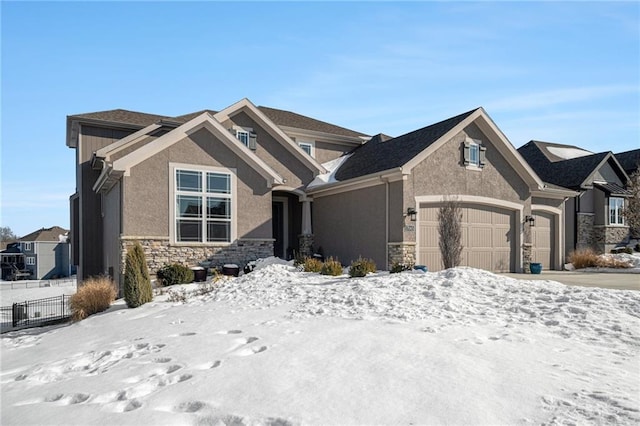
<box><xmin>306</xmin><ymin>167</ymin><xmax>405</xmax><ymax>196</ymax></box>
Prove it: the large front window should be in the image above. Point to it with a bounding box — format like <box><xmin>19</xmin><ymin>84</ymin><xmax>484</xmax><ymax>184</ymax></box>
<box><xmin>175</xmin><ymin>168</ymin><xmax>232</xmax><ymax>243</ymax></box>
<box><xmin>609</xmin><ymin>197</ymin><xmax>624</xmax><ymax>225</ymax></box>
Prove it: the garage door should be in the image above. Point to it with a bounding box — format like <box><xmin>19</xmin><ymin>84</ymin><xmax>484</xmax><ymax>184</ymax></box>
<box><xmin>418</xmin><ymin>203</ymin><xmax>515</xmax><ymax>272</ymax></box>
<box><xmin>531</xmin><ymin>211</ymin><xmax>554</xmax><ymax>270</ymax></box>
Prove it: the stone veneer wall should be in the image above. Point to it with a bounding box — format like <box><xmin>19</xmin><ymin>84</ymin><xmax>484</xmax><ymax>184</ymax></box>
<box><xmin>298</xmin><ymin>234</ymin><xmax>314</xmax><ymax>258</ymax></box>
<box><xmin>387</xmin><ymin>242</ymin><xmax>416</xmax><ymax>270</ymax></box>
<box><xmin>576</xmin><ymin>213</ymin><xmax>595</xmax><ymax>251</ymax></box>
<box><xmin>593</xmin><ymin>226</ymin><xmax>629</xmax><ymax>253</ymax></box>
<box><xmin>523</xmin><ymin>243</ymin><xmax>532</xmax><ymax>273</ymax></box>
<box><xmin>120</xmin><ymin>237</ymin><xmax>274</xmax><ymax>275</ymax></box>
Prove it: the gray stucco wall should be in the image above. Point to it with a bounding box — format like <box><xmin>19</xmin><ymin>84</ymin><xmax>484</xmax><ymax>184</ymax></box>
<box><xmin>579</xmin><ymin>189</ymin><xmax>595</xmax><ymax>213</ymax></box>
<box><xmin>405</xmin><ymin>124</ymin><xmax>531</xmax><ymax>242</ymax></box>
<box><xmin>313</xmin><ymin>184</ymin><xmax>387</xmax><ymax>268</ymax></box>
<box><xmin>123</xmin><ymin>128</ymin><xmax>272</xmax><ymax>240</ymax></box>
<box><xmin>593</xmin><ymin>161</ymin><xmax>624</xmax><ymax>185</ymax></box>
<box><xmin>565</xmin><ymin>197</ymin><xmax>577</xmax><ymax>257</ymax></box>
<box><xmin>230</xmin><ymin>112</ymin><xmax>315</xmax><ymax>188</ymax></box>
<box><xmin>594</xmin><ymin>188</ymin><xmax>606</xmax><ymax>226</ymax></box>
<box><xmin>314</xmin><ymin>141</ymin><xmax>352</xmax><ymax>164</ymax></box>
<box><xmin>34</xmin><ymin>242</ymin><xmax>70</xmax><ymax>279</ymax></box>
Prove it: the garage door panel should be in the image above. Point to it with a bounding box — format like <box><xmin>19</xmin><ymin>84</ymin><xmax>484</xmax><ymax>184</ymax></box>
<box><xmin>418</xmin><ymin>203</ymin><xmax>515</xmax><ymax>272</ymax></box>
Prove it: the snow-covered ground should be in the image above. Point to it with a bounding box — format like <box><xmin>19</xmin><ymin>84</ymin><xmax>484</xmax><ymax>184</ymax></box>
<box><xmin>0</xmin><ymin>279</ymin><xmax>77</xmax><ymax>306</ymax></box>
<box><xmin>2</xmin><ymin>262</ymin><xmax>638</xmax><ymax>425</ymax></box>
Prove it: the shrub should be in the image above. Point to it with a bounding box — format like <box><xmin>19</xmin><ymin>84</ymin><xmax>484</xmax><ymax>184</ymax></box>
<box><xmin>157</xmin><ymin>263</ymin><xmax>194</xmax><ymax>286</ymax></box>
<box><xmin>390</xmin><ymin>261</ymin><xmax>414</xmax><ymax>273</ymax></box>
<box><xmin>636</xmin><ymin>243</ymin><xmax>640</xmax><ymax>253</ymax></box>
<box><xmin>349</xmin><ymin>257</ymin><xmax>376</xmax><ymax>278</ymax></box>
<box><xmin>568</xmin><ymin>248</ymin><xmax>600</xmax><ymax>269</ymax></box>
<box><xmin>302</xmin><ymin>257</ymin><xmax>323</xmax><ymax>273</ymax></box>
<box><xmin>320</xmin><ymin>257</ymin><xmax>343</xmax><ymax>276</ymax></box>
<box><xmin>438</xmin><ymin>199</ymin><xmax>463</xmax><ymax>269</ymax></box>
<box><xmin>70</xmin><ymin>276</ymin><xmax>117</xmax><ymax>321</ymax></box>
<box><xmin>124</xmin><ymin>242</ymin><xmax>153</xmax><ymax>308</ymax></box>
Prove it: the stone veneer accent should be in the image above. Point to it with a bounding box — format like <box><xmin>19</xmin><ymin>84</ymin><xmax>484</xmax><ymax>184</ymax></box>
<box><xmin>387</xmin><ymin>242</ymin><xmax>416</xmax><ymax>270</ymax></box>
<box><xmin>522</xmin><ymin>243</ymin><xmax>532</xmax><ymax>273</ymax></box>
<box><xmin>298</xmin><ymin>234</ymin><xmax>314</xmax><ymax>258</ymax></box>
<box><xmin>576</xmin><ymin>213</ymin><xmax>595</xmax><ymax>251</ymax></box>
<box><xmin>120</xmin><ymin>237</ymin><xmax>274</xmax><ymax>275</ymax></box>
<box><xmin>593</xmin><ymin>226</ymin><xmax>629</xmax><ymax>253</ymax></box>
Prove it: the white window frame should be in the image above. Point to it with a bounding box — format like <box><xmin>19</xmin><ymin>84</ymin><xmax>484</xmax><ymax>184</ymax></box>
<box><xmin>22</xmin><ymin>242</ymin><xmax>32</xmax><ymax>252</ymax></box>
<box><xmin>298</xmin><ymin>140</ymin><xmax>315</xmax><ymax>158</ymax></box>
<box><xmin>469</xmin><ymin>142</ymin><xmax>480</xmax><ymax>166</ymax></box>
<box><xmin>170</xmin><ymin>163</ymin><xmax>237</xmax><ymax>245</ymax></box>
<box><xmin>236</xmin><ymin>130</ymin><xmax>250</xmax><ymax>147</ymax></box>
<box><xmin>609</xmin><ymin>197</ymin><xmax>625</xmax><ymax>225</ymax></box>
<box><xmin>26</xmin><ymin>256</ymin><xmax>35</xmax><ymax>265</ymax></box>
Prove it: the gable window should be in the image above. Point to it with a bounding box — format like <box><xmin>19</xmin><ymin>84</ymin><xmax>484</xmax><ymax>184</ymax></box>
<box><xmin>230</xmin><ymin>127</ymin><xmax>257</xmax><ymax>150</ymax></box>
<box><xmin>26</xmin><ymin>256</ymin><xmax>35</xmax><ymax>265</ymax></box>
<box><xmin>174</xmin><ymin>167</ymin><xmax>234</xmax><ymax>243</ymax></box>
<box><xmin>463</xmin><ymin>138</ymin><xmax>486</xmax><ymax>169</ymax></box>
<box><xmin>609</xmin><ymin>197</ymin><xmax>624</xmax><ymax>225</ymax></box>
<box><xmin>22</xmin><ymin>242</ymin><xmax>32</xmax><ymax>252</ymax></box>
<box><xmin>298</xmin><ymin>141</ymin><xmax>315</xmax><ymax>157</ymax></box>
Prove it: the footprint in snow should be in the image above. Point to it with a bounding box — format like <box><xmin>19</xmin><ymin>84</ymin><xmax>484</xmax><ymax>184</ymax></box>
<box><xmin>216</xmin><ymin>329</ymin><xmax>243</xmax><ymax>335</ymax></box>
<box><xmin>234</xmin><ymin>346</ymin><xmax>268</xmax><ymax>357</ymax></box>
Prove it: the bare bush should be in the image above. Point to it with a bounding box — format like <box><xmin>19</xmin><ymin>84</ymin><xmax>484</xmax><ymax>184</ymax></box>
<box><xmin>70</xmin><ymin>276</ymin><xmax>117</xmax><ymax>321</ymax></box>
<box><xmin>438</xmin><ymin>199</ymin><xmax>463</xmax><ymax>269</ymax></box>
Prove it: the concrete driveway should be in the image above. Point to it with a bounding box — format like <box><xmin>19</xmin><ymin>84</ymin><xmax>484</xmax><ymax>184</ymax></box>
<box><xmin>501</xmin><ymin>271</ymin><xmax>640</xmax><ymax>291</ymax></box>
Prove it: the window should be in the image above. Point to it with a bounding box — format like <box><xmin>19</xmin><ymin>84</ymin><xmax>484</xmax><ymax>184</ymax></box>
<box><xmin>174</xmin><ymin>168</ymin><xmax>233</xmax><ymax>243</ymax></box>
<box><xmin>609</xmin><ymin>197</ymin><xmax>624</xmax><ymax>225</ymax></box>
<box><xmin>26</xmin><ymin>256</ymin><xmax>35</xmax><ymax>265</ymax></box>
<box><xmin>230</xmin><ymin>127</ymin><xmax>257</xmax><ymax>150</ymax></box>
<box><xmin>463</xmin><ymin>138</ymin><xmax>486</xmax><ymax>168</ymax></box>
<box><xmin>22</xmin><ymin>242</ymin><xmax>32</xmax><ymax>252</ymax></box>
<box><xmin>236</xmin><ymin>130</ymin><xmax>249</xmax><ymax>147</ymax></box>
<box><xmin>298</xmin><ymin>141</ymin><xmax>315</xmax><ymax>157</ymax></box>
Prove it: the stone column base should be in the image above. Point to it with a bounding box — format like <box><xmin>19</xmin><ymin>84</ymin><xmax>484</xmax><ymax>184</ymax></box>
<box><xmin>387</xmin><ymin>242</ymin><xmax>416</xmax><ymax>270</ymax></box>
<box><xmin>298</xmin><ymin>234</ymin><xmax>314</xmax><ymax>258</ymax></box>
<box><xmin>523</xmin><ymin>243</ymin><xmax>532</xmax><ymax>273</ymax></box>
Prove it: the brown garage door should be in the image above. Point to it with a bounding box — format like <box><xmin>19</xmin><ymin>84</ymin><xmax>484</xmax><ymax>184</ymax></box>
<box><xmin>418</xmin><ymin>203</ymin><xmax>515</xmax><ymax>272</ymax></box>
<box><xmin>531</xmin><ymin>211</ymin><xmax>554</xmax><ymax>270</ymax></box>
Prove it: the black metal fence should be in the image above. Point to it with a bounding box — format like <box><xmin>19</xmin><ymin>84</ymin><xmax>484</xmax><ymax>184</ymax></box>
<box><xmin>0</xmin><ymin>295</ymin><xmax>72</xmax><ymax>333</ymax></box>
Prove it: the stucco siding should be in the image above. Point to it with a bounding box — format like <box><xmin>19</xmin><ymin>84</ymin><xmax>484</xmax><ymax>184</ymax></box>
<box><xmin>593</xmin><ymin>162</ymin><xmax>623</xmax><ymax>185</ymax></box>
<box><xmin>230</xmin><ymin>112</ymin><xmax>315</xmax><ymax>187</ymax></box>
<box><xmin>314</xmin><ymin>141</ymin><xmax>351</xmax><ymax>164</ymax></box>
<box><xmin>579</xmin><ymin>189</ymin><xmax>595</xmax><ymax>213</ymax></box>
<box><xmin>565</xmin><ymin>198</ymin><xmax>577</xmax><ymax>257</ymax></box>
<box><xmin>388</xmin><ymin>180</ymin><xmax>405</xmax><ymax>242</ymax></box>
<box><xmin>123</xmin><ymin>128</ymin><xmax>272</xmax><ymax>240</ymax></box>
<box><xmin>313</xmin><ymin>184</ymin><xmax>387</xmax><ymax>268</ymax></box>
<box><xmin>406</xmin><ymin>125</ymin><xmax>530</xmax><ymax>243</ymax></box>
<box><xmin>594</xmin><ymin>188</ymin><xmax>606</xmax><ymax>225</ymax></box>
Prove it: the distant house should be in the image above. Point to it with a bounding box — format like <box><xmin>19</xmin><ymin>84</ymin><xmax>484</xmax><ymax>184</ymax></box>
<box><xmin>615</xmin><ymin>148</ymin><xmax>640</xmax><ymax>178</ymax></box>
<box><xmin>67</xmin><ymin>98</ymin><xmax>571</xmax><ymax>293</ymax></box>
<box><xmin>0</xmin><ymin>226</ymin><xmax>72</xmax><ymax>280</ymax></box>
<box><xmin>518</xmin><ymin>141</ymin><xmax>631</xmax><ymax>255</ymax></box>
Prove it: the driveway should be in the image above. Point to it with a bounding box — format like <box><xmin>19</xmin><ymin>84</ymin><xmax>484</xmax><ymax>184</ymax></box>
<box><xmin>501</xmin><ymin>271</ymin><xmax>640</xmax><ymax>291</ymax></box>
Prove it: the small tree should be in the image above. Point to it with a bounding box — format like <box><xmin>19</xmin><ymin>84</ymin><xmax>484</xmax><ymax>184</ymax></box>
<box><xmin>624</xmin><ymin>168</ymin><xmax>640</xmax><ymax>238</ymax></box>
<box><xmin>0</xmin><ymin>226</ymin><xmax>17</xmax><ymax>242</ymax></box>
<box><xmin>438</xmin><ymin>199</ymin><xmax>463</xmax><ymax>269</ymax></box>
<box><xmin>124</xmin><ymin>242</ymin><xmax>153</xmax><ymax>308</ymax></box>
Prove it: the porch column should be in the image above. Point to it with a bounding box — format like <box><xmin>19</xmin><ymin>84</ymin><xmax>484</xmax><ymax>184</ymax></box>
<box><xmin>299</xmin><ymin>199</ymin><xmax>314</xmax><ymax>258</ymax></box>
<box><xmin>301</xmin><ymin>200</ymin><xmax>312</xmax><ymax>235</ymax></box>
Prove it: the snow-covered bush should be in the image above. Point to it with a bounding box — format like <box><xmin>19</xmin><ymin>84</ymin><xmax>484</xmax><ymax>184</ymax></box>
<box><xmin>70</xmin><ymin>276</ymin><xmax>117</xmax><ymax>321</ymax></box>
<box><xmin>157</xmin><ymin>263</ymin><xmax>194</xmax><ymax>286</ymax></box>
<box><xmin>349</xmin><ymin>257</ymin><xmax>376</xmax><ymax>277</ymax></box>
<box><xmin>321</xmin><ymin>257</ymin><xmax>343</xmax><ymax>276</ymax></box>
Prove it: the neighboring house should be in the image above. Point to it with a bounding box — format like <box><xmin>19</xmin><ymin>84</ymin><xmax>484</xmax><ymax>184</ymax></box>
<box><xmin>615</xmin><ymin>148</ymin><xmax>640</xmax><ymax>178</ymax></box>
<box><xmin>518</xmin><ymin>141</ymin><xmax>631</xmax><ymax>255</ymax></box>
<box><xmin>0</xmin><ymin>226</ymin><xmax>71</xmax><ymax>280</ymax></box>
<box><xmin>67</xmin><ymin>99</ymin><xmax>570</xmax><ymax>292</ymax></box>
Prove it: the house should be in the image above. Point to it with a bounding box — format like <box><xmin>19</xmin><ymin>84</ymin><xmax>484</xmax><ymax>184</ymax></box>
<box><xmin>615</xmin><ymin>148</ymin><xmax>640</xmax><ymax>178</ymax></box>
<box><xmin>67</xmin><ymin>99</ymin><xmax>570</xmax><ymax>291</ymax></box>
<box><xmin>518</xmin><ymin>141</ymin><xmax>631</xmax><ymax>255</ymax></box>
<box><xmin>0</xmin><ymin>226</ymin><xmax>71</xmax><ymax>280</ymax></box>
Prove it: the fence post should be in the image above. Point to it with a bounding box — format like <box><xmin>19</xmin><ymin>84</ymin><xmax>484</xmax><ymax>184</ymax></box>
<box><xmin>12</xmin><ymin>303</ymin><xmax>17</xmax><ymax>327</ymax></box>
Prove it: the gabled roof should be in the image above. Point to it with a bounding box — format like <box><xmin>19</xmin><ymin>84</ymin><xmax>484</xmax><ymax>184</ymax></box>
<box><xmin>615</xmin><ymin>148</ymin><xmax>640</xmax><ymax>176</ymax></box>
<box><xmin>68</xmin><ymin>109</ymin><xmax>171</xmax><ymax>128</ymax></box>
<box><xmin>20</xmin><ymin>226</ymin><xmax>69</xmax><ymax>242</ymax></box>
<box><xmin>256</xmin><ymin>106</ymin><xmax>368</xmax><ymax>139</ymax></box>
<box><xmin>518</xmin><ymin>141</ymin><xmax>628</xmax><ymax>190</ymax></box>
<box><xmin>335</xmin><ymin>109</ymin><xmax>478</xmax><ymax>181</ymax></box>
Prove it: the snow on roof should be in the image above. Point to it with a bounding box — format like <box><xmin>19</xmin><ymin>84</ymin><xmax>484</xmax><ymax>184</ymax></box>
<box><xmin>547</xmin><ymin>146</ymin><xmax>593</xmax><ymax>160</ymax></box>
<box><xmin>306</xmin><ymin>153</ymin><xmax>352</xmax><ymax>188</ymax></box>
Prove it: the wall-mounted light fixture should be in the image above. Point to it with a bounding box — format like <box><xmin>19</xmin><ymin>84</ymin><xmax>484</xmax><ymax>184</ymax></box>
<box><xmin>525</xmin><ymin>215</ymin><xmax>535</xmax><ymax>227</ymax></box>
<box><xmin>406</xmin><ymin>207</ymin><xmax>417</xmax><ymax>222</ymax></box>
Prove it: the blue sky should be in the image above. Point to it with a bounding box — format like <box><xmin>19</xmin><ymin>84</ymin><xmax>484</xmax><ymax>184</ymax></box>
<box><xmin>1</xmin><ymin>1</ymin><xmax>639</xmax><ymax>237</ymax></box>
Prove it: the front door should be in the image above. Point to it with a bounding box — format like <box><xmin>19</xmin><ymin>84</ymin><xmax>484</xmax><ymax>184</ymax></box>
<box><xmin>272</xmin><ymin>197</ymin><xmax>288</xmax><ymax>259</ymax></box>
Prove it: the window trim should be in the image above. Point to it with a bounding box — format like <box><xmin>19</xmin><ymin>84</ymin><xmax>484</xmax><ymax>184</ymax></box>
<box><xmin>298</xmin><ymin>140</ymin><xmax>315</xmax><ymax>158</ymax></box>
<box><xmin>23</xmin><ymin>242</ymin><xmax>32</xmax><ymax>252</ymax></box>
<box><xmin>170</xmin><ymin>163</ymin><xmax>237</xmax><ymax>245</ymax></box>
<box><xmin>609</xmin><ymin>196</ymin><xmax>625</xmax><ymax>226</ymax></box>
<box><xmin>463</xmin><ymin>137</ymin><xmax>486</xmax><ymax>170</ymax></box>
<box><xmin>26</xmin><ymin>256</ymin><xmax>35</xmax><ymax>266</ymax></box>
